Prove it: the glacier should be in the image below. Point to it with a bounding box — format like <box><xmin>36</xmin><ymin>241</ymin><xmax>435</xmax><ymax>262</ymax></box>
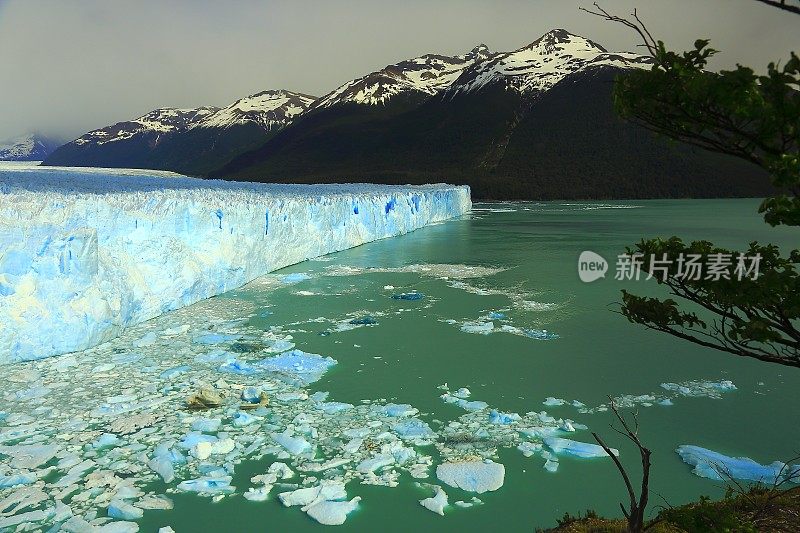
<box><xmin>0</xmin><ymin>165</ymin><xmax>471</xmax><ymax>363</ymax></box>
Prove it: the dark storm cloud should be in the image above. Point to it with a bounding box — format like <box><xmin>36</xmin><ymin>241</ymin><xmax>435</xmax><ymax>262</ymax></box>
<box><xmin>0</xmin><ymin>0</ymin><xmax>796</xmax><ymax>141</ymax></box>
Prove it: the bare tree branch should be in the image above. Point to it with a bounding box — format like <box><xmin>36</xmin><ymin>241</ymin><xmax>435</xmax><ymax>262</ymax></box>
<box><xmin>752</xmin><ymin>0</ymin><xmax>800</xmax><ymax>15</ymax></box>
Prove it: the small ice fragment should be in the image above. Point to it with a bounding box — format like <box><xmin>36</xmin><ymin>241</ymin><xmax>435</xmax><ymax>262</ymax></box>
<box><xmin>384</xmin><ymin>404</ymin><xmax>418</xmax><ymax>417</ymax></box>
<box><xmin>357</xmin><ymin>454</ymin><xmax>394</xmax><ymax>473</ymax></box>
<box><xmin>488</xmin><ymin>410</ymin><xmax>520</xmax><ymax>425</ymax></box>
<box><xmin>191</xmin><ymin>417</ymin><xmax>222</xmax><ymax>433</ymax></box>
<box><xmin>543</xmin><ymin>459</ymin><xmax>559</xmax><ymax>473</ymax></box>
<box><xmin>278</xmin><ymin>481</ymin><xmax>346</xmax><ymax>507</ymax></box>
<box><xmin>280</xmin><ymin>273</ymin><xmax>311</xmax><ymax>283</ymax></box>
<box><xmin>272</xmin><ymin>431</ymin><xmax>313</xmax><ymax>455</ymax></box>
<box><xmin>523</xmin><ymin>329</ymin><xmax>560</xmax><ymax>340</ymax></box>
<box><xmin>243</xmin><ymin>486</ymin><xmax>272</xmax><ymax>502</ymax></box>
<box><xmin>392</xmin><ymin>418</ymin><xmax>435</xmax><ymax>439</ymax></box>
<box><xmin>177</xmin><ymin>476</ymin><xmax>234</xmax><ymax>494</ymax></box>
<box><xmin>543</xmin><ymin>397</ymin><xmax>566</xmax><ymax>407</ymax></box>
<box><xmin>544</xmin><ymin>437</ymin><xmax>618</xmax><ymax>458</ymax></box>
<box><xmin>349</xmin><ymin>316</ymin><xmax>378</xmax><ymax>325</ymax></box>
<box><xmin>419</xmin><ymin>486</ymin><xmax>448</xmax><ymax>516</ymax></box>
<box><xmin>305</xmin><ymin>497</ymin><xmax>361</xmax><ymax>525</ymax></box>
<box><xmin>461</xmin><ymin>321</ymin><xmax>494</xmax><ymax>334</ymax></box>
<box><xmin>517</xmin><ymin>442</ymin><xmax>542</xmax><ymax>457</ymax></box>
<box><xmin>194</xmin><ymin>332</ymin><xmax>240</xmax><ymax>345</ymax></box>
<box><xmin>232</xmin><ymin>412</ymin><xmax>259</xmax><ymax>427</ymax></box>
<box><xmin>0</xmin><ymin>473</ymin><xmax>37</xmax><ymax>488</ymax></box>
<box><xmin>317</xmin><ymin>401</ymin><xmax>354</xmax><ymax>414</ymax></box>
<box><xmin>391</xmin><ymin>292</ymin><xmax>424</xmax><ymax>301</ymax></box>
<box><xmin>107</xmin><ymin>500</ymin><xmax>143</xmax><ymax>520</ymax></box>
<box><xmin>268</xmin><ymin>462</ymin><xmax>294</xmax><ymax>479</ymax></box>
<box><xmin>218</xmin><ymin>359</ymin><xmax>261</xmax><ymax>375</ymax></box>
<box><xmin>158</xmin><ymin>365</ymin><xmax>192</xmax><ymax>379</ymax></box>
<box><xmin>240</xmin><ymin>386</ymin><xmax>261</xmax><ymax>403</ymax></box>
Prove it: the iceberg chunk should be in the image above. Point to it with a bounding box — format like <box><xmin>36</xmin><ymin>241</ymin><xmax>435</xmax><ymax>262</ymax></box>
<box><xmin>272</xmin><ymin>431</ymin><xmax>313</xmax><ymax>456</ymax></box>
<box><xmin>544</xmin><ymin>437</ymin><xmax>618</xmax><ymax>459</ymax></box>
<box><xmin>257</xmin><ymin>349</ymin><xmax>338</xmax><ymax>385</ymax></box>
<box><xmin>305</xmin><ymin>497</ymin><xmax>361</xmax><ymax>525</ymax></box>
<box><xmin>419</xmin><ymin>486</ymin><xmax>448</xmax><ymax>516</ymax></box>
<box><xmin>436</xmin><ymin>461</ymin><xmax>505</xmax><ymax>493</ymax></box>
<box><xmin>107</xmin><ymin>500</ymin><xmax>143</xmax><ymax>521</ymax></box>
<box><xmin>177</xmin><ymin>476</ymin><xmax>234</xmax><ymax>494</ymax></box>
<box><xmin>392</xmin><ymin>418</ymin><xmax>435</xmax><ymax>439</ymax></box>
<box><xmin>676</xmin><ymin>445</ymin><xmax>799</xmax><ymax>483</ymax></box>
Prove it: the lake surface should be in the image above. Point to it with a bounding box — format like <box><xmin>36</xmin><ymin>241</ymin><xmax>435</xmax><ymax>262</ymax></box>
<box><xmin>4</xmin><ymin>198</ymin><xmax>798</xmax><ymax>532</ymax></box>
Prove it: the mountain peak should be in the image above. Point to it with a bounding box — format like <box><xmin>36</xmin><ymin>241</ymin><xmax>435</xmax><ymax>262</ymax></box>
<box><xmin>527</xmin><ymin>28</ymin><xmax>607</xmax><ymax>54</ymax></box>
<box><xmin>0</xmin><ymin>132</ymin><xmax>61</xmax><ymax>161</ymax></box>
<box><xmin>191</xmin><ymin>90</ymin><xmax>316</xmax><ymax>131</ymax></box>
<box><xmin>464</xmin><ymin>43</ymin><xmax>493</xmax><ymax>62</ymax></box>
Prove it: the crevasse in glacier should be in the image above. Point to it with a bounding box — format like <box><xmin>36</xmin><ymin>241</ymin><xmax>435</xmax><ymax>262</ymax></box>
<box><xmin>0</xmin><ymin>166</ymin><xmax>471</xmax><ymax>362</ymax></box>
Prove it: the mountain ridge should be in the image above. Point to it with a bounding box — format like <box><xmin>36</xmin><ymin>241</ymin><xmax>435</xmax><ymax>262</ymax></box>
<box><xmin>43</xmin><ymin>28</ymin><xmax>771</xmax><ymax>199</ymax></box>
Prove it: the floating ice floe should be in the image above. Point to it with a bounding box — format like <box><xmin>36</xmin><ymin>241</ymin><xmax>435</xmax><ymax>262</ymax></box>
<box><xmin>676</xmin><ymin>445</ymin><xmax>800</xmax><ymax>484</ymax></box>
<box><xmin>452</xmin><ymin>313</ymin><xmax>560</xmax><ymax>341</ymax></box>
<box><xmin>546</xmin><ymin>378</ymin><xmax>738</xmax><ymax>414</ymax></box>
<box><xmin>661</xmin><ymin>380</ymin><xmax>737</xmax><ymax>398</ymax></box>
<box><xmin>544</xmin><ymin>437</ymin><xmax>618</xmax><ymax>459</ymax></box>
<box><xmin>436</xmin><ymin>461</ymin><xmax>505</xmax><ymax>493</ymax></box>
<box><xmin>419</xmin><ymin>485</ymin><xmax>449</xmax><ymax>515</ymax></box>
<box><xmin>391</xmin><ymin>292</ymin><xmax>425</xmax><ymax>301</ymax></box>
<box><xmin>256</xmin><ymin>349</ymin><xmax>338</xmax><ymax>385</ymax></box>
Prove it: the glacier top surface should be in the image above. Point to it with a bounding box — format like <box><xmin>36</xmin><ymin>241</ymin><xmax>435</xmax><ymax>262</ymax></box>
<box><xmin>0</xmin><ymin>164</ymin><xmax>465</xmax><ymax>200</ymax></box>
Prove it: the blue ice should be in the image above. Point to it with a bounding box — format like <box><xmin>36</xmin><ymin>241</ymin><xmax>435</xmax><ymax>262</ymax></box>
<box><xmin>391</xmin><ymin>292</ymin><xmax>425</xmax><ymax>301</ymax></box>
<box><xmin>489</xmin><ymin>410</ymin><xmax>521</xmax><ymax>425</ymax></box>
<box><xmin>677</xmin><ymin>445</ymin><xmax>799</xmax><ymax>484</ymax></box>
<box><xmin>256</xmin><ymin>349</ymin><xmax>337</xmax><ymax>385</ymax></box>
<box><xmin>544</xmin><ymin>437</ymin><xmax>618</xmax><ymax>458</ymax></box>
<box><xmin>392</xmin><ymin>418</ymin><xmax>435</xmax><ymax>439</ymax></box>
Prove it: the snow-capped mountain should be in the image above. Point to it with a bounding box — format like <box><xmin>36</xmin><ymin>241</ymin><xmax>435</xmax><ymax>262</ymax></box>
<box><xmin>448</xmin><ymin>29</ymin><xmax>652</xmax><ymax>95</ymax></box>
<box><xmin>45</xmin><ymin>90</ymin><xmax>316</xmax><ymax>174</ymax></box>
<box><xmin>215</xmin><ymin>29</ymin><xmax>766</xmax><ymax>200</ymax></box>
<box><xmin>195</xmin><ymin>90</ymin><xmax>316</xmax><ymax>130</ymax></box>
<box><xmin>313</xmin><ymin>44</ymin><xmax>495</xmax><ymax>108</ymax></box>
<box><xmin>0</xmin><ymin>133</ymin><xmax>61</xmax><ymax>161</ymax></box>
<box><xmin>311</xmin><ymin>30</ymin><xmax>650</xmax><ymax>109</ymax></box>
<box><xmin>72</xmin><ymin>107</ymin><xmax>219</xmax><ymax>148</ymax></box>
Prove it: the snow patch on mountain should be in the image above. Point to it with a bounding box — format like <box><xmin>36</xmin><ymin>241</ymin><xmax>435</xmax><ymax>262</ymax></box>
<box><xmin>72</xmin><ymin>107</ymin><xmax>219</xmax><ymax>147</ymax></box>
<box><xmin>313</xmin><ymin>44</ymin><xmax>495</xmax><ymax>109</ymax></box>
<box><xmin>314</xmin><ymin>29</ymin><xmax>650</xmax><ymax>108</ymax></box>
<box><xmin>449</xmin><ymin>29</ymin><xmax>652</xmax><ymax>95</ymax></box>
<box><xmin>193</xmin><ymin>90</ymin><xmax>316</xmax><ymax>131</ymax></box>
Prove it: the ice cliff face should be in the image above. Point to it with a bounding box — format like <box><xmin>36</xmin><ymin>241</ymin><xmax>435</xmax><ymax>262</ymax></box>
<box><xmin>0</xmin><ymin>166</ymin><xmax>471</xmax><ymax>363</ymax></box>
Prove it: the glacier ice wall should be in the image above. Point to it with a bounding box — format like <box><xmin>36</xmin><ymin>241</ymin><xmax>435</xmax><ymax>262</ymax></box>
<box><xmin>0</xmin><ymin>166</ymin><xmax>471</xmax><ymax>363</ymax></box>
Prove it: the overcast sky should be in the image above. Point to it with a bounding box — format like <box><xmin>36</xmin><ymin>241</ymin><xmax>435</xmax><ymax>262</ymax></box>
<box><xmin>0</xmin><ymin>0</ymin><xmax>797</xmax><ymax>141</ymax></box>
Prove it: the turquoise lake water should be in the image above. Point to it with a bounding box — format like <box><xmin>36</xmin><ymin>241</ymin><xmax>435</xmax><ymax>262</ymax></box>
<box><xmin>133</xmin><ymin>198</ymin><xmax>798</xmax><ymax>531</ymax></box>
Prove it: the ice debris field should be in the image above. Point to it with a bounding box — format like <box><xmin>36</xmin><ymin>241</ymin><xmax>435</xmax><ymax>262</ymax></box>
<box><xmin>0</xmin><ymin>261</ymin><xmax>796</xmax><ymax>531</ymax></box>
